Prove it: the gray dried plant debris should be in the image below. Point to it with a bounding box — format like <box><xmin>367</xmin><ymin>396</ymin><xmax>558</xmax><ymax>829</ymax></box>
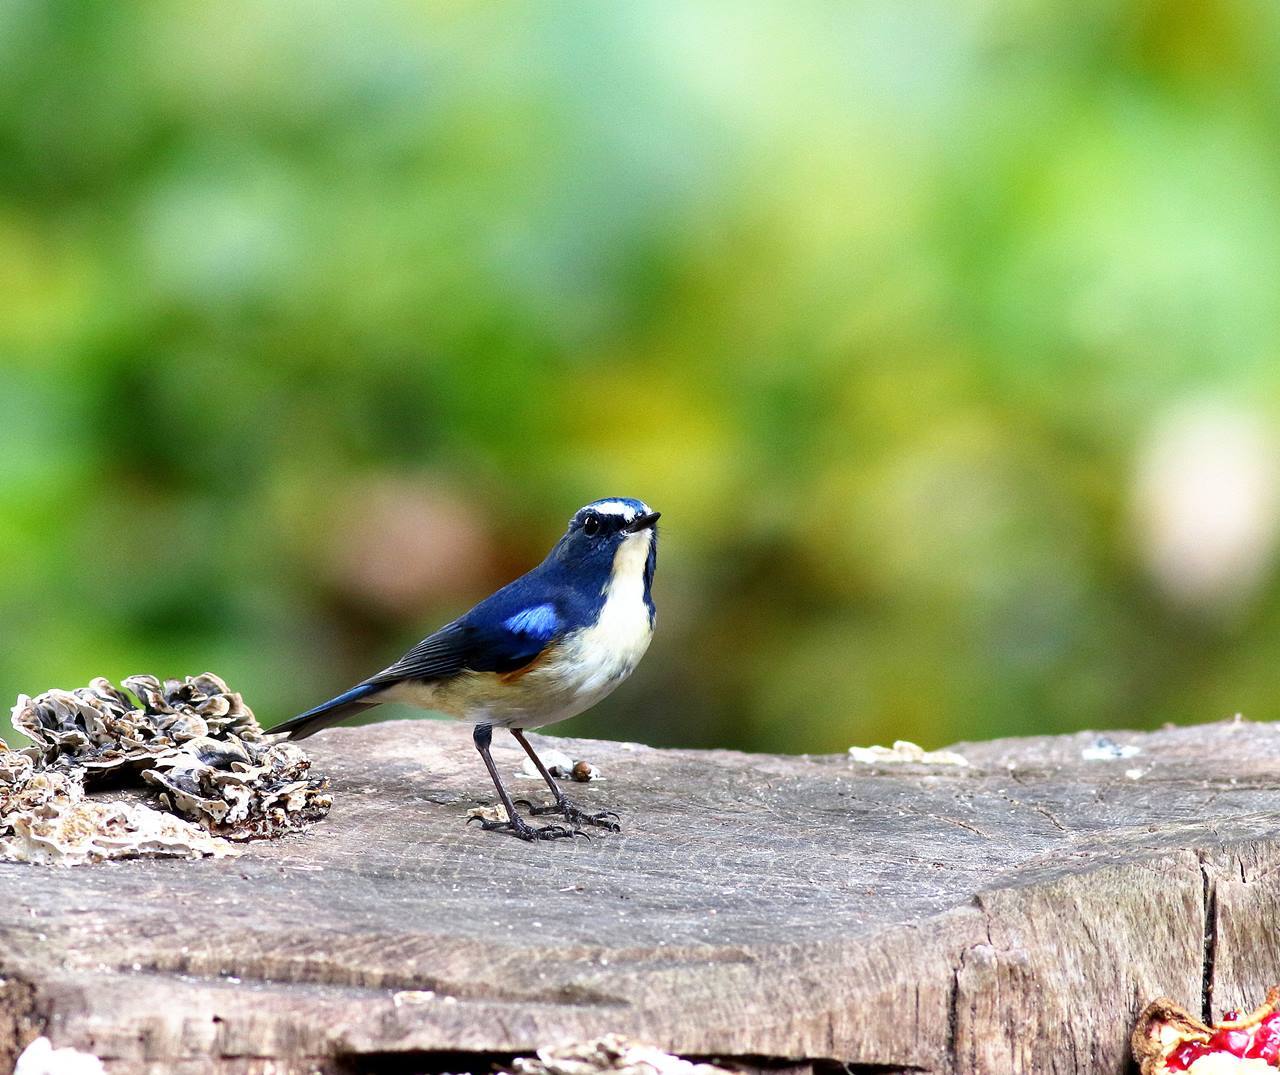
<box><xmin>0</xmin><ymin>673</ymin><xmax>330</xmax><ymax>864</ymax></box>
<box><xmin>144</xmin><ymin>735</ymin><xmax>332</xmax><ymax>839</ymax></box>
<box><xmin>0</xmin><ymin>750</ymin><xmax>235</xmax><ymax>865</ymax></box>
<box><xmin>13</xmin><ymin>673</ymin><xmax>261</xmax><ymax>778</ymax></box>
<box><xmin>506</xmin><ymin>1036</ymin><xmax>734</xmax><ymax>1075</ymax></box>
<box><xmin>848</xmin><ymin>739</ymin><xmax>970</xmax><ymax>767</ymax></box>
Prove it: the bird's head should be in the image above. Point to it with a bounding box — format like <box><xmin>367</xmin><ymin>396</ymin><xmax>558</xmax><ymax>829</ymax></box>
<box><xmin>552</xmin><ymin>498</ymin><xmax>660</xmax><ymax>606</ymax></box>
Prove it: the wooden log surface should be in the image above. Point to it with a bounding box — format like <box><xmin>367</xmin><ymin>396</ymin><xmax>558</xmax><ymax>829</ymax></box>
<box><xmin>4</xmin><ymin>717</ymin><xmax>1280</xmax><ymax>1074</ymax></box>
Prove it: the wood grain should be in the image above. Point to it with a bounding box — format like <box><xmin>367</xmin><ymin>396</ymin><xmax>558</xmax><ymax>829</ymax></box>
<box><xmin>3</xmin><ymin>717</ymin><xmax>1280</xmax><ymax>1074</ymax></box>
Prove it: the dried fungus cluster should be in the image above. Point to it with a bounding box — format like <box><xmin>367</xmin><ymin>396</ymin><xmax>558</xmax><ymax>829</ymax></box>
<box><xmin>0</xmin><ymin>674</ymin><xmax>330</xmax><ymax>864</ymax></box>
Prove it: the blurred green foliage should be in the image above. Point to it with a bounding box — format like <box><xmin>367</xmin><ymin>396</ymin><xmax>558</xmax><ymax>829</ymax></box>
<box><xmin>3</xmin><ymin>1</ymin><xmax>1280</xmax><ymax>754</ymax></box>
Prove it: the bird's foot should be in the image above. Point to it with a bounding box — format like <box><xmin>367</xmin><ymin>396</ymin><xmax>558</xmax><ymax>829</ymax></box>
<box><xmin>516</xmin><ymin>797</ymin><xmax>621</xmax><ymax>832</ymax></box>
<box><xmin>467</xmin><ymin>812</ymin><xmax>585</xmax><ymax>841</ymax></box>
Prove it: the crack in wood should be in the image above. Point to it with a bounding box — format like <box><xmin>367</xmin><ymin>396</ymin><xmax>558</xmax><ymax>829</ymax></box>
<box><xmin>945</xmin><ymin>965</ymin><xmax>960</xmax><ymax>1075</ymax></box>
<box><xmin>102</xmin><ymin>957</ymin><xmax>631</xmax><ymax>1009</ymax></box>
<box><xmin>1199</xmin><ymin>851</ymin><xmax>1218</xmax><ymax>1025</ymax></box>
<box><xmin>994</xmin><ymin>790</ymin><xmax>1069</xmax><ymax>835</ymax></box>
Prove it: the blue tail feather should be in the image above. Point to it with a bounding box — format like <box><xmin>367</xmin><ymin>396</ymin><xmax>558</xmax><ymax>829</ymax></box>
<box><xmin>270</xmin><ymin>682</ymin><xmax>383</xmax><ymax>740</ymax></box>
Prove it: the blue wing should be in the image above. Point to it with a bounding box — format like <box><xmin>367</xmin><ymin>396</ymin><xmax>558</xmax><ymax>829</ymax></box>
<box><xmin>369</xmin><ymin>596</ymin><xmax>565</xmax><ymax>685</ymax></box>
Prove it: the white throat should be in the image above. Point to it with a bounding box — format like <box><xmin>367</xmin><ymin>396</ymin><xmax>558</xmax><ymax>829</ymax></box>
<box><xmin>605</xmin><ymin>528</ymin><xmax>652</xmax><ymax>601</ymax></box>
<box><xmin>588</xmin><ymin>528</ymin><xmax>654</xmax><ymax>670</ymax></box>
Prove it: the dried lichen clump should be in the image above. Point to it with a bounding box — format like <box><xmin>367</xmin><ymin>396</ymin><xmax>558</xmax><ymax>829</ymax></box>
<box><xmin>13</xmin><ymin>674</ymin><xmax>260</xmax><ymax>778</ymax></box>
<box><xmin>0</xmin><ymin>756</ymin><xmax>232</xmax><ymax>865</ymax></box>
<box><xmin>0</xmin><ymin>673</ymin><xmax>330</xmax><ymax>864</ymax></box>
<box><xmin>848</xmin><ymin>739</ymin><xmax>970</xmax><ymax>767</ymax></box>
<box><xmin>144</xmin><ymin>735</ymin><xmax>332</xmax><ymax>839</ymax></box>
<box><xmin>1133</xmin><ymin>988</ymin><xmax>1280</xmax><ymax>1072</ymax></box>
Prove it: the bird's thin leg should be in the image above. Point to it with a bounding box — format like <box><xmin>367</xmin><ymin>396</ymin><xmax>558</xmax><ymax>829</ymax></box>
<box><xmin>510</xmin><ymin>728</ymin><xmax>621</xmax><ymax>832</ymax></box>
<box><xmin>467</xmin><ymin>723</ymin><xmax>581</xmax><ymax>841</ymax></box>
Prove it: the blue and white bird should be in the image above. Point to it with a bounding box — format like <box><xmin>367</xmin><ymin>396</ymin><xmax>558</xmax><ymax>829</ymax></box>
<box><xmin>272</xmin><ymin>498</ymin><xmax>659</xmax><ymax>840</ymax></box>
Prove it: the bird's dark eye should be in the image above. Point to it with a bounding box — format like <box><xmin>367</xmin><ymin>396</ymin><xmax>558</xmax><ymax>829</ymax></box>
<box><xmin>582</xmin><ymin>514</ymin><xmax>601</xmax><ymax>536</ymax></box>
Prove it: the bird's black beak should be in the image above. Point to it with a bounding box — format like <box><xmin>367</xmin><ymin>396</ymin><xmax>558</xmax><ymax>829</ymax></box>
<box><xmin>625</xmin><ymin>511</ymin><xmax>661</xmax><ymax>533</ymax></box>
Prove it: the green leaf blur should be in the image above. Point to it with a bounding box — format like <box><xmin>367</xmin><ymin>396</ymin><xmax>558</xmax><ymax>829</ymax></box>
<box><xmin>3</xmin><ymin>2</ymin><xmax>1280</xmax><ymax>753</ymax></box>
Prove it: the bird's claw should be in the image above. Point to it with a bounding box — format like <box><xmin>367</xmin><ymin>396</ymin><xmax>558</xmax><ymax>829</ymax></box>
<box><xmin>515</xmin><ymin>797</ymin><xmax>622</xmax><ymax>833</ymax></box>
<box><xmin>467</xmin><ymin>812</ymin><xmax>586</xmax><ymax>841</ymax></box>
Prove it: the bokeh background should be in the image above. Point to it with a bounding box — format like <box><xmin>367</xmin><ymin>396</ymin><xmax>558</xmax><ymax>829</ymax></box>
<box><xmin>3</xmin><ymin>1</ymin><xmax>1280</xmax><ymax>754</ymax></box>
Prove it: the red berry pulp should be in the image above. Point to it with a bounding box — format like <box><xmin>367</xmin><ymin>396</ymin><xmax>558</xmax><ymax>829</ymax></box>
<box><xmin>1245</xmin><ymin>1014</ymin><xmax>1280</xmax><ymax>1062</ymax></box>
<box><xmin>1166</xmin><ymin>1041</ymin><xmax>1211</xmax><ymax>1070</ymax></box>
<box><xmin>1208</xmin><ymin>1026</ymin><xmax>1252</xmax><ymax>1057</ymax></box>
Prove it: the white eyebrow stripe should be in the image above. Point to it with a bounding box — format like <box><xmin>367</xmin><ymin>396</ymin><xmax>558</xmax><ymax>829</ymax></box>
<box><xmin>591</xmin><ymin>500</ymin><xmax>645</xmax><ymax>518</ymax></box>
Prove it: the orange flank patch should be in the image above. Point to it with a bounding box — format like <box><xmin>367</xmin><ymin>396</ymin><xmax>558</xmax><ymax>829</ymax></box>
<box><xmin>497</xmin><ymin>645</ymin><xmax>556</xmax><ymax>683</ymax></box>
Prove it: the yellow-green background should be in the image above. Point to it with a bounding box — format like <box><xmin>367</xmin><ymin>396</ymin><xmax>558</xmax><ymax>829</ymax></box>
<box><xmin>4</xmin><ymin>2</ymin><xmax>1280</xmax><ymax>754</ymax></box>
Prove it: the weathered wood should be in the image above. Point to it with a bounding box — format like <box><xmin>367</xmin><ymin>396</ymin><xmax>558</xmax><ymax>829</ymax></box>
<box><xmin>3</xmin><ymin>717</ymin><xmax>1280</xmax><ymax>1074</ymax></box>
